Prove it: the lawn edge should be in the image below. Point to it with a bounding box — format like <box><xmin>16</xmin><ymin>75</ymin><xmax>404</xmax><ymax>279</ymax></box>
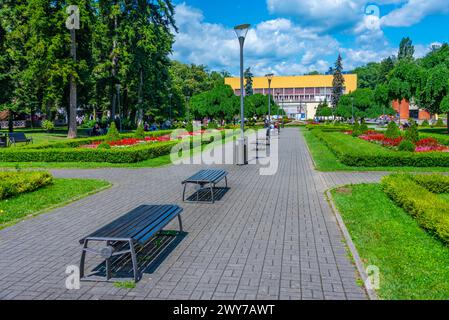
<box><xmin>0</xmin><ymin>179</ymin><xmax>113</xmax><ymax>230</ymax></box>
<box><xmin>324</xmin><ymin>188</ymin><xmax>379</xmax><ymax>301</ymax></box>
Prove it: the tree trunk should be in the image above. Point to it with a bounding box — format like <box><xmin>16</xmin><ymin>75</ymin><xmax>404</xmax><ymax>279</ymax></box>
<box><xmin>68</xmin><ymin>29</ymin><xmax>77</xmax><ymax>139</ymax></box>
<box><xmin>137</xmin><ymin>68</ymin><xmax>144</xmax><ymax>126</ymax></box>
<box><xmin>8</xmin><ymin>110</ymin><xmax>13</xmax><ymax>133</ymax></box>
<box><xmin>111</xmin><ymin>15</ymin><xmax>118</xmax><ymax>121</ymax></box>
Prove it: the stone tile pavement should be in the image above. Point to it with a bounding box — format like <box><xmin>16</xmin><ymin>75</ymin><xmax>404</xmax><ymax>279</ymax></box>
<box><xmin>0</xmin><ymin>128</ymin><xmax>389</xmax><ymax>300</ymax></box>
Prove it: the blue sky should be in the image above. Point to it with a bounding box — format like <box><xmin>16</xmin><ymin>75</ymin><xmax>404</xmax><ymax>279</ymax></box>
<box><xmin>171</xmin><ymin>1</ymin><xmax>449</xmax><ymax>76</ymax></box>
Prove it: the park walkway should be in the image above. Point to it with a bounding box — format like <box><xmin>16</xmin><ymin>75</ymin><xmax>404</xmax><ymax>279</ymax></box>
<box><xmin>0</xmin><ymin>128</ymin><xmax>387</xmax><ymax>300</ymax></box>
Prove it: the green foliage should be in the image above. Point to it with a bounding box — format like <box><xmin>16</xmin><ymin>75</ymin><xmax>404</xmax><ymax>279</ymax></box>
<box><xmin>352</xmin><ymin>120</ymin><xmax>363</xmax><ymax>137</ymax></box>
<box><xmin>207</xmin><ymin>121</ymin><xmax>218</xmax><ymax>129</ymax></box>
<box><xmin>435</xmin><ymin>118</ymin><xmax>445</xmax><ymax>127</ymax></box>
<box><xmin>412</xmin><ymin>174</ymin><xmax>449</xmax><ymax>194</ymax></box>
<box><xmin>331</xmin><ymin>54</ymin><xmax>345</xmax><ymax>108</ymax></box>
<box><xmin>385</xmin><ymin>121</ymin><xmax>401</xmax><ymax>139</ymax></box>
<box><xmin>0</xmin><ymin>171</ymin><xmax>53</xmax><ymax>200</ymax></box>
<box><xmin>382</xmin><ymin>174</ymin><xmax>449</xmax><ymax>244</ymax></box>
<box><xmin>105</xmin><ymin>123</ymin><xmax>120</xmax><ymax>143</ymax></box>
<box><xmin>114</xmin><ymin>281</ymin><xmax>136</xmax><ymax>289</ymax></box>
<box><xmin>244</xmin><ymin>67</ymin><xmax>254</xmax><ymax>96</ymax></box>
<box><xmin>135</xmin><ymin>125</ymin><xmax>146</xmax><ymax>139</ymax></box>
<box><xmin>421</xmin><ymin>119</ymin><xmax>430</xmax><ymax>127</ymax></box>
<box><xmin>404</xmin><ymin>121</ymin><xmax>420</xmax><ymax>143</ymax></box>
<box><xmin>312</xmin><ymin>130</ymin><xmax>449</xmax><ymax>168</ymax></box>
<box><xmin>41</xmin><ymin>120</ymin><xmax>55</xmax><ymax>132</ymax></box>
<box><xmin>360</xmin><ymin>119</ymin><xmax>369</xmax><ymax>133</ymax></box>
<box><xmin>190</xmin><ymin>84</ymin><xmax>238</xmax><ymax>122</ymax></box>
<box><xmin>97</xmin><ymin>142</ymin><xmax>111</xmax><ymax>150</ymax></box>
<box><xmin>0</xmin><ymin>141</ymin><xmax>178</xmax><ymax>164</ymax></box>
<box><xmin>398</xmin><ymin>37</ymin><xmax>415</xmax><ymax>61</ymax></box>
<box><xmin>398</xmin><ymin>140</ymin><xmax>416</xmax><ymax>152</ymax></box>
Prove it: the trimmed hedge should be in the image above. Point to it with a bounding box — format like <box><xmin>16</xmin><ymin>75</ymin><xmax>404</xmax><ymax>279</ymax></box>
<box><xmin>0</xmin><ymin>171</ymin><xmax>53</xmax><ymax>200</ymax></box>
<box><xmin>382</xmin><ymin>174</ymin><xmax>449</xmax><ymax>245</ymax></box>
<box><xmin>306</xmin><ymin>124</ymin><xmax>351</xmax><ymax>132</ymax></box>
<box><xmin>0</xmin><ymin>141</ymin><xmax>179</xmax><ymax>163</ymax></box>
<box><xmin>412</xmin><ymin>174</ymin><xmax>449</xmax><ymax>194</ymax></box>
<box><xmin>313</xmin><ymin>129</ymin><xmax>449</xmax><ymax>167</ymax></box>
<box><xmin>0</xmin><ymin>130</ymin><xmax>232</xmax><ymax>163</ymax></box>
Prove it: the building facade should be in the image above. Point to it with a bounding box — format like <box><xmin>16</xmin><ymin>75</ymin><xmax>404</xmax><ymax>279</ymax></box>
<box><xmin>392</xmin><ymin>99</ymin><xmax>431</xmax><ymax>122</ymax></box>
<box><xmin>225</xmin><ymin>74</ymin><xmax>358</xmax><ymax>120</ymax></box>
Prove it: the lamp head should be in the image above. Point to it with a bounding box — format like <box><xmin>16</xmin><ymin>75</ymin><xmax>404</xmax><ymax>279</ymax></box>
<box><xmin>265</xmin><ymin>73</ymin><xmax>274</xmax><ymax>82</ymax></box>
<box><xmin>234</xmin><ymin>24</ymin><xmax>250</xmax><ymax>39</ymax></box>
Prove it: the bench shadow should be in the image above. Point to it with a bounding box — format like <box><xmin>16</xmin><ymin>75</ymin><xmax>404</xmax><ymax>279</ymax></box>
<box><xmin>185</xmin><ymin>187</ymin><xmax>230</xmax><ymax>202</ymax></box>
<box><xmin>89</xmin><ymin>231</ymin><xmax>187</xmax><ymax>281</ymax></box>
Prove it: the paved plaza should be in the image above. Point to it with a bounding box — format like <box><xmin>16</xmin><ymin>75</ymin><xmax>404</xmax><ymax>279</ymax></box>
<box><xmin>0</xmin><ymin>128</ymin><xmax>387</xmax><ymax>300</ymax></box>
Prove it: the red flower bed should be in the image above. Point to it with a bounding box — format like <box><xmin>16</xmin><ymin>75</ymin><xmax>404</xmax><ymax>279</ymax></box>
<box><xmin>416</xmin><ymin>138</ymin><xmax>439</xmax><ymax>147</ymax></box>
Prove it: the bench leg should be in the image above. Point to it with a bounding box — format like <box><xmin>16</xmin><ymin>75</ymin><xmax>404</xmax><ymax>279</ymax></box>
<box><xmin>210</xmin><ymin>184</ymin><xmax>215</xmax><ymax>204</ymax></box>
<box><xmin>182</xmin><ymin>183</ymin><xmax>187</xmax><ymax>202</ymax></box>
<box><xmin>80</xmin><ymin>240</ymin><xmax>89</xmax><ymax>279</ymax></box>
<box><xmin>178</xmin><ymin>214</ymin><xmax>183</xmax><ymax>233</ymax></box>
<box><xmin>129</xmin><ymin>240</ymin><xmax>139</xmax><ymax>282</ymax></box>
<box><xmin>105</xmin><ymin>241</ymin><xmax>112</xmax><ymax>280</ymax></box>
<box><xmin>225</xmin><ymin>176</ymin><xmax>228</xmax><ymax>188</ymax></box>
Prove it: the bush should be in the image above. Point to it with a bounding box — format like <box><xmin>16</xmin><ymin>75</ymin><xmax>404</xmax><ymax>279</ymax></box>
<box><xmin>185</xmin><ymin>122</ymin><xmax>194</xmax><ymax>133</ymax></box>
<box><xmin>98</xmin><ymin>142</ymin><xmax>111</xmax><ymax>150</ymax></box>
<box><xmin>360</xmin><ymin>119</ymin><xmax>369</xmax><ymax>133</ymax></box>
<box><xmin>382</xmin><ymin>174</ymin><xmax>449</xmax><ymax>245</ymax></box>
<box><xmin>405</xmin><ymin>121</ymin><xmax>419</xmax><ymax>143</ymax></box>
<box><xmin>312</xmin><ymin>129</ymin><xmax>449</xmax><ymax>167</ymax></box>
<box><xmin>398</xmin><ymin>140</ymin><xmax>416</xmax><ymax>152</ymax></box>
<box><xmin>41</xmin><ymin>120</ymin><xmax>55</xmax><ymax>132</ymax></box>
<box><xmin>421</xmin><ymin>119</ymin><xmax>430</xmax><ymax>127</ymax></box>
<box><xmin>412</xmin><ymin>174</ymin><xmax>449</xmax><ymax>194</ymax></box>
<box><xmin>208</xmin><ymin>121</ymin><xmax>218</xmax><ymax>129</ymax></box>
<box><xmin>385</xmin><ymin>121</ymin><xmax>401</xmax><ymax>139</ymax></box>
<box><xmin>135</xmin><ymin>125</ymin><xmax>146</xmax><ymax>139</ymax></box>
<box><xmin>352</xmin><ymin>120</ymin><xmax>363</xmax><ymax>137</ymax></box>
<box><xmin>0</xmin><ymin>171</ymin><xmax>53</xmax><ymax>200</ymax></box>
<box><xmin>105</xmin><ymin>122</ymin><xmax>120</xmax><ymax>143</ymax></box>
<box><xmin>435</xmin><ymin>118</ymin><xmax>445</xmax><ymax>128</ymax></box>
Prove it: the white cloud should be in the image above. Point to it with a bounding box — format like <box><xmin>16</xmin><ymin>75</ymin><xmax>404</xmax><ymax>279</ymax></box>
<box><xmin>172</xmin><ymin>3</ymin><xmax>339</xmax><ymax>76</ymax></box>
<box><xmin>172</xmin><ymin>2</ymin><xmax>438</xmax><ymax>76</ymax></box>
<box><xmin>381</xmin><ymin>0</ymin><xmax>449</xmax><ymax>27</ymax></box>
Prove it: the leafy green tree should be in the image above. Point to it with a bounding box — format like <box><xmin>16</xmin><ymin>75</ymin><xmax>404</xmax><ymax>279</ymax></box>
<box><xmin>385</xmin><ymin>121</ymin><xmax>401</xmax><ymax>139</ymax></box>
<box><xmin>244</xmin><ymin>67</ymin><xmax>254</xmax><ymax>96</ymax></box>
<box><xmin>398</xmin><ymin>37</ymin><xmax>415</xmax><ymax>61</ymax></box>
<box><xmin>331</xmin><ymin>54</ymin><xmax>345</xmax><ymax>110</ymax></box>
<box><xmin>405</xmin><ymin>121</ymin><xmax>419</xmax><ymax>143</ymax></box>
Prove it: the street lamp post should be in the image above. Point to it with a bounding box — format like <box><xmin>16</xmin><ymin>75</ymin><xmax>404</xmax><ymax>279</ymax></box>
<box><xmin>234</xmin><ymin>24</ymin><xmax>250</xmax><ymax>165</ymax></box>
<box><xmin>276</xmin><ymin>93</ymin><xmax>280</xmax><ymax>134</ymax></box>
<box><xmin>351</xmin><ymin>96</ymin><xmax>355</xmax><ymax>125</ymax></box>
<box><xmin>265</xmin><ymin>73</ymin><xmax>274</xmax><ymax>125</ymax></box>
<box><xmin>168</xmin><ymin>93</ymin><xmax>173</xmax><ymax>123</ymax></box>
<box><xmin>116</xmin><ymin>84</ymin><xmax>122</xmax><ymax>132</ymax></box>
<box><xmin>282</xmin><ymin>96</ymin><xmax>285</xmax><ymax>128</ymax></box>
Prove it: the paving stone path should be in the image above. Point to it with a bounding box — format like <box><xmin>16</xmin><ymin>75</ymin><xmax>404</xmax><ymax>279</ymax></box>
<box><xmin>0</xmin><ymin>128</ymin><xmax>388</xmax><ymax>300</ymax></box>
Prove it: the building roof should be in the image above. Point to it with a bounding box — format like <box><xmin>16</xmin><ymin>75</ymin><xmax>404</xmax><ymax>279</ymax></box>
<box><xmin>0</xmin><ymin>110</ymin><xmax>9</xmax><ymax>121</ymax></box>
<box><xmin>225</xmin><ymin>74</ymin><xmax>357</xmax><ymax>92</ymax></box>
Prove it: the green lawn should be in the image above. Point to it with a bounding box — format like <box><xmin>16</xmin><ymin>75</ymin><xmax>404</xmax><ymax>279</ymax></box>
<box><xmin>331</xmin><ymin>183</ymin><xmax>449</xmax><ymax>300</ymax></box>
<box><xmin>301</xmin><ymin>128</ymin><xmax>449</xmax><ymax>172</ymax></box>
<box><xmin>0</xmin><ymin>178</ymin><xmax>111</xmax><ymax>229</ymax></box>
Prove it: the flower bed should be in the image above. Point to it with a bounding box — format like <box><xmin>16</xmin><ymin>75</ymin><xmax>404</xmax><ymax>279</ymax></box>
<box><xmin>80</xmin><ymin>135</ymin><xmax>172</xmax><ymax>149</ymax></box>
<box><xmin>358</xmin><ymin>131</ymin><xmax>449</xmax><ymax>153</ymax></box>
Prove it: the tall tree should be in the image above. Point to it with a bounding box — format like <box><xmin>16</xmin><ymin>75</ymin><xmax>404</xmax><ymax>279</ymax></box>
<box><xmin>331</xmin><ymin>54</ymin><xmax>345</xmax><ymax>110</ymax></box>
<box><xmin>398</xmin><ymin>37</ymin><xmax>415</xmax><ymax>61</ymax></box>
<box><xmin>244</xmin><ymin>67</ymin><xmax>253</xmax><ymax>96</ymax></box>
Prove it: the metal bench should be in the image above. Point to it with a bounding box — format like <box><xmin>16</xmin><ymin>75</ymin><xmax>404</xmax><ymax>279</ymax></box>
<box><xmin>182</xmin><ymin>169</ymin><xmax>228</xmax><ymax>204</ymax></box>
<box><xmin>8</xmin><ymin>132</ymin><xmax>33</xmax><ymax>146</ymax></box>
<box><xmin>79</xmin><ymin>204</ymin><xmax>183</xmax><ymax>282</ymax></box>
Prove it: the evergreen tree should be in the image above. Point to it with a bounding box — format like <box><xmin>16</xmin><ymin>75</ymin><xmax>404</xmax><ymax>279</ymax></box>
<box><xmin>398</xmin><ymin>37</ymin><xmax>415</xmax><ymax>61</ymax></box>
<box><xmin>244</xmin><ymin>67</ymin><xmax>254</xmax><ymax>96</ymax></box>
<box><xmin>331</xmin><ymin>54</ymin><xmax>345</xmax><ymax>110</ymax></box>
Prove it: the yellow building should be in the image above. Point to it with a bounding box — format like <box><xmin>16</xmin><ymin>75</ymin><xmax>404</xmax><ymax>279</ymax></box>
<box><xmin>225</xmin><ymin>74</ymin><xmax>357</xmax><ymax>120</ymax></box>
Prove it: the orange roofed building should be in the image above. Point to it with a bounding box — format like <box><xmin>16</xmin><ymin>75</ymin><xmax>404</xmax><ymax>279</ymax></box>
<box><xmin>392</xmin><ymin>99</ymin><xmax>431</xmax><ymax>122</ymax></box>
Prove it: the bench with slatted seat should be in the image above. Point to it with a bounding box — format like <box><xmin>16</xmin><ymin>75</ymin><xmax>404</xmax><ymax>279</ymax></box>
<box><xmin>8</xmin><ymin>132</ymin><xmax>33</xmax><ymax>146</ymax></box>
<box><xmin>182</xmin><ymin>169</ymin><xmax>229</xmax><ymax>204</ymax></box>
<box><xmin>79</xmin><ymin>204</ymin><xmax>183</xmax><ymax>282</ymax></box>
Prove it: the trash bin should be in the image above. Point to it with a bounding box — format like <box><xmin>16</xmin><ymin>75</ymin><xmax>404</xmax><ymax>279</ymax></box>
<box><xmin>235</xmin><ymin>137</ymin><xmax>248</xmax><ymax>165</ymax></box>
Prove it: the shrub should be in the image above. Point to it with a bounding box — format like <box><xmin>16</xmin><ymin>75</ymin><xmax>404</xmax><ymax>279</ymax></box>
<box><xmin>0</xmin><ymin>171</ymin><xmax>53</xmax><ymax>200</ymax></box>
<box><xmin>41</xmin><ymin>120</ymin><xmax>55</xmax><ymax>132</ymax></box>
<box><xmin>105</xmin><ymin>122</ymin><xmax>120</xmax><ymax>143</ymax></box>
<box><xmin>385</xmin><ymin>121</ymin><xmax>401</xmax><ymax>139</ymax></box>
<box><xmin>185</xmin><ymin>122</ymin><xmax>194</xmax><ymax>133</ymax></box>
<box><xmin>360</xmin><ymin>119</ymin><xmax>369</xmax><ymax>133</ymax></box>
<box><xmin>421</xmin><ymin>119</ymin><xmax>430</xmax><ymax>127</ymax></box>
<box><xmin>412</xmin><ymin>174</ymin><xmax>449</xmax><ymax>194</ymax></box>
<box><xmin>435</xmin><ymin>118</ymin><xmax>445</xmax><ymax>128</ymax></box>
<box><xmin>352</xmin><ymin>120</ymin><xmax>362</xmax><ymax>137</ymax></box>
<box><xmin>382</xmin><ymin>174</ymin><xmax>449</xmax><ymax>245</ymax></box>
<box><xmin>404</xmin><ymin>121</ymin><xmax>419</xmax><ymax>143</ymax></box>
<box><xmin>134</xmin><ymin>125</ymin><xmax>146</xmax><ymax>139</ymax></box>
<box><xmin>208</xmin><ymin>121</ymin><xmax>218</xmax><ymax>129</ymax></box>
<box><xmin>398</xmin><ymin>140</ymin><xmax>416</xmax><ymax>152</ymax></box>
<box><xmin>312</xmin><ymin>130</ymin><xmax>449</xmax><ymax>167</ymax></box>
<box><xmin>97</xmin><ymin>142</ymin><xmax>111</xmax><ymax>150</ymax></box>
